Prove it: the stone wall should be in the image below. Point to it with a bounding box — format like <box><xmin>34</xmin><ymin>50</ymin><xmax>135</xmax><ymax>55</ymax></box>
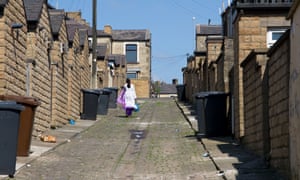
<box><xmin>206</xmin><ymin>38</ymin><xmax>222</xmax><ymax>92</ymax></box>
<box><xmin>49</xmin><ymin>17</ymin><xmax>69</xmax><ymax>129</ymax></box>
<box><xmin>26</xmin><ymin>3</ymin><xmax>52</xmax><ymax>135</ymax></box>
<box><xmin>241</xmin><ymin>49</ymin><xmax>268</xmax><ymax>157</ymax></box>
<box><xmin>132</xmin><ymin>79</ymin><xmax>149</xmax><ymax>99</ymax></box>
<box><xmin>289</xmin><ymin>1</ymin><xmax>300</xmax><ymax>179</ymax></box>
<box><xmin>267</xmin><ymin>31</ymin><xmax>290</xmax><ymax>179</ymax></box>
<box><xmin>0</xmin><ymin>2</ymin><xmax>92</xmax><ymax>136</ymax></box>
<box><xmin>184</xmin><ymin>57</ymin><xmax>194</xmax><ymax>102</ymax></box>
<box><xmin>112</xmin><ymin>41</ymin><xmax>151</xmax><ymax>98</ymax></box>
<box><xmin>233</xmin><ymin>15</ymin><xmax>290</xmax><ymax>139</ymax></box>
<box><xmin>216</xmin><ymin>38</ymin><xmax>234</xmax><ymax>93</ymax></box>
<box><xmin>0</xmin><ymin>0</ymin><xmax>27</xmax><ymax>95</ymax></box>
<box><xmin>208</xmin><ymin>62</ymin><xmax>216</xmax><ymax>91</ymax></box>
<box><xmin>67</xmin><ymin>30</ymin><xmax>83</xmax><ymax>122</ymax></box>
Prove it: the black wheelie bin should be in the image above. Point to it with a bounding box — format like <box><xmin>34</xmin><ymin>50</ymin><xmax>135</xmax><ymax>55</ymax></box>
<box><xmin>195</xmin><ymin>91</ymin><xmax>228</xmax><ymax>138</ymax></box>
<box><xmin>0</xmin><ymin>101</ymin><xmax>24</xmax><ymax>178</ymax></box>
<box><xmin>0</xmin><ymin>95</ymin><xmax>41</xmax><ymax>157</ymax></box>
<box><xmin>80</xmin><ymin>89</ymin><xmax>101</xmax><ymax>120</ymax></box>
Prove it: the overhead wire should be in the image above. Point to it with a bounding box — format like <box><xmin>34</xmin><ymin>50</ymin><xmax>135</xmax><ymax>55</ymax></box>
<box><xmin>53</xmin><ymin>0</ymin><xmax>89</xmax><ymax>14</ymax></box>
<box><xmin>168</xmin><ymin>0</ymin><xmax>196</xmax><ymax>17</ymax></box>
<box><xmin>152</xmin><ymin>62</ymin><xmax>185</xmax><ymax>74</ymax></box>
<box><xmin>191</xmin><ymin>0</ymin><xmax>218</xmax><ymax>11</ymax></box>
<box><xmin>152</xmin><ymin>54</ymin><xmax>188</xmax><ymax>60</ymax></box>
<box><xmin>152</xmin><ymin>55</ymin><xmax>187</xmax><ymax>72</ymax></box>
<box><xmin>168</xmin><ymin>0</ymin><xmax>217</xmax><ymax>21</ymax></box>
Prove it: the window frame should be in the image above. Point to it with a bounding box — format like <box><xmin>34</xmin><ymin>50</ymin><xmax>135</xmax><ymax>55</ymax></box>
<box><xmin>125</xmin><ymin>43</ymin><xmax>139</xmax><ymax>64</ymax></box>
<box><xmin>267</xmin><ymin>29</ymin><xmax>286</xmax><ymax>48</ymax></box>
<box><xmin>126</xmin><ymin>72</ymin><xmax>138</xmax><ymax>79</ymax></box>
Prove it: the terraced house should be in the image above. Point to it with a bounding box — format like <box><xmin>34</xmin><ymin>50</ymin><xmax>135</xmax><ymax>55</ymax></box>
<box><xmin>183</xmin><ymin>0</ymin><xmax>300</xmax><ymax>179</ymax></box>
<box><xmin>0</xmin><ymin>1</ymin><xmax>151</xmax><ymax>138</ymax></box>
<box><xmin>96</xmin><ymin>25</ymin><xmax>152</xmax><ymax>98</ymax></box>
<box><xmin>183</xmin><ymin>24</ymin><xmax>223</xmax><ymax>103</ymax></box>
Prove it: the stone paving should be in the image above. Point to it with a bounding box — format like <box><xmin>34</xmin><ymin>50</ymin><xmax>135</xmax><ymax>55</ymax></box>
<box><xmin>1</xmin><ymin>98</ymin><xmax>285</xmax><ymax>180</ymax></box>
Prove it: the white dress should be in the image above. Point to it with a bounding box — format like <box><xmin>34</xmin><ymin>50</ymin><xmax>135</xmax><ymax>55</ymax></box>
<box><xmin>124</xmin><ymin>83</ymin><xmax>137</xmax><ymax>109</ymax></box>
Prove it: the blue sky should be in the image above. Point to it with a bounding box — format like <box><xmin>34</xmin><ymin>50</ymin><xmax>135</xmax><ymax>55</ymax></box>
<box><xmin>48</xmin><ymin>0</ymin><xmax>226</xmax><ymax>84</ymax></box>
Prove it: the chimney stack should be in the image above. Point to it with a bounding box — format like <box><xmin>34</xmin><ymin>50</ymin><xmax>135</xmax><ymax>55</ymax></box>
<box><xmin>104</xmin><ymin>25</ymin><xmax>112</xmax><ymax>34</ymax></box>
<box><xmin>172</xmin><ymin>79</ymin><xmax>178</xmax><ymax>85</ymax></box>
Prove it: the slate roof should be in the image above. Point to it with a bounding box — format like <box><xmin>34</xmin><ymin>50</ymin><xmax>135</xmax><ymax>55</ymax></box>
<box><xmin>24</xmin><ymin>0</ymin><xmax>44</xmax><ymax>22</ymax></box>
<box><xmin>49</xmin><ymin>9</ymin><xmax>65</xmax><ymax>35</ymax></box>
<box><xmin>88</xmin><ymin>29</ymin><xmax>150</xmax><ymax>41</ymax></box>
<box><xmin>66</xmin><ymin>19</ymin><xmax>89</xmax><ymax>42</ymax></box>
<box><xmin>87</xmin><ymin>29</ymin><xmax>110</xmax><ymax>37</ymax></box>
<box><xmin>196</xmin><ymin>25</ymin><xmax>223</xmax><ymax>36</ymax></box>
<box><xmin>159</xmin><ymin>83</ymin><xmax>177</xmax><ymax>94</ymax></box>
<box><xmin>112</xmin><ymin>30</ymin><xmax>151</xmax><ymax>41</ymax></box>
<box><xmin>108</xmin><ymin>54</ymin><xmax>126</xmax><ymax>67</ymax></box>
<box><xmin>96</xmin><ymin>43</ymin><xmax>107</xmax><ymax>59</ymax></box>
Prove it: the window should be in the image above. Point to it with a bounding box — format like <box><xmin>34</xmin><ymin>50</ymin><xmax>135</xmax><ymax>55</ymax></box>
<box><xmin>88</xmin><ymin>37</ymin><xmax>92</xmax><ymax>49</ymax></box>
<box><xmin>126</xmin><ymin>72</ymin><xmax>137</xmax><ymax>79</ymax></box>
<box><xmin>267</xmin><ymin>29</ymin><xmax>286</xmax><ymax>48</ymax></box>
<box><xmin>126</xmin><ymin>44</ymin><xmax>137</xmax><ymax>63</ymax></box>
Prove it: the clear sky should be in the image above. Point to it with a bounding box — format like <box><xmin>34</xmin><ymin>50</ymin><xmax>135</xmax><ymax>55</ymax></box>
<box><xmin>48</xmin><ymin>0</ymin><xmax>226</xmax><ymax>84</ymax></box>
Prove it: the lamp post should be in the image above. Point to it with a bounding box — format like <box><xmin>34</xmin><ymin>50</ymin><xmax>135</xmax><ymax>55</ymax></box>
<box><xmin>192</xmin><ymin>17</ymin><xmax>196</xmax><ymax>52</ymax></box>
<box><xmin>91</xmin><ymin>0</ymin><xmax>97</xmax><ymax>88</ymax></box>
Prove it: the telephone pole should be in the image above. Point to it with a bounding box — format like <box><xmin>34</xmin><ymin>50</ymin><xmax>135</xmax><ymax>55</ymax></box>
<box><xmin>91</xmin><ymin>0</ymin><xmax>97</xmax><ymax>88</ymax></box>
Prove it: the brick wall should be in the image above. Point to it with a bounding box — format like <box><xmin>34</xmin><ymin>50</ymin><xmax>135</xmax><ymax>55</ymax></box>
<box><xmin>216</xmin><ymin>38</ymin><xmax>234</xmax><ymax>93</ymax></box>
<box><xmin>267</xmin><ymin>31</ymin><xmax>290</xmax><ymax>178</ymax></box>
<box><xmin>241</xmin><ymin>49</ymin><xmax>268</xmax><ymax>157</ymax></box>
<box><xmin>67</xmin><ymin>30</ymin><xmax>82</xmax><ymax>121</ymax></box>
<box><xmin>132</xmin><ymin>79</ymin><xmax>149</xmax><ymax>98</ymax></box>
<box><xmin>233</xmin><ymin>15</ymin><xmax>290</xmax><ymax>139</ymax></box>
<box><xmin>216</xmin><ymin>54</ymin><xmax>224</xmax><ymax>92</ymax></box>
<box><xmin>49</xmin><ymin>17</ymin><xmax>69</xmax><ymax>129</ymax></box>
<box><xmin>185</xmin><ymin>57</ymin><xmax>194</xmax><ymax>102</ymax></box>
<box><xmin>196</xmin><ymin>36</ymin><xmax>207</xmax><ymax>52</ymax></box>
<box><xmin>50</xmin><ymin>29</ymin><xmax>90</xmax><ymax>128</ymax></box>
<box><xmin>198</xmin><ymin>56</ymin><xmax>206</xmax><ymax>92</ymax></box>
<box><xmin>289</xmin><ymin>2</ymin><xmax>300</xmax><ymax>179</ymax></box>
<box><xmin>208</xmin><ymin>62</ymin><xmax>216</xmax><ymax>91</ymax></box>
<box><xmin>206</xmin><ymin>38</ymin><xmax>222</xmax><ymax>92</ymax></box>
<box><xmin>0</xmin><ymin>0</ymin><xmax>27</xmax><ymax>95</ymax></box>
<box><xmin>233</xmin><ymin>16</ymin><xmax>262</xmax><ymax>139</ymax></box>
<box><xmin>79</xmin><ymin>31</ymin><xmax>91</xmax><ymax>90</ymax></box>
<box><xmin>206</xmin><ymin>39</ymin><xmax>222</xmax><ymax>65</ymax></box>
<box><xmin>195</xmin><ymin>56</ymin><xmax>202</xmax><ymax>94</ymax></box>
<box><xmin>97</xmin><ymin>60</ymin><xmax>108</xmax><ymax>88</ymax></box>
<box><xmin>183</xmin><ymin>54</ymin><xmax>207</xmax><ymax>104</ymax></box>
<box><xmin>26</xmin><ymin>3</ymin><xmax>52</xmax><ymax>135</ymax></box>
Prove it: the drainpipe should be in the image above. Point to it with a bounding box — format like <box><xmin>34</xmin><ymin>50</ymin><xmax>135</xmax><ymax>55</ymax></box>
<box><xmin>231</xmin><ymin>96</ymin><xmax>235</xmax><ymax>137</ymax></box>
<box><xmin>26</xmin><ymin>63</ymin><xmax>31</xmax><ymax>96</ymax></box>
<box><xmin>50</xmin><ymin>62</ymin><xmax>58</xmax><ymax>128</ymax></box>
<box><xmin>25</xmin><ymin>59</ymin><xmax>36</xmax><ymax>96</ymax></box>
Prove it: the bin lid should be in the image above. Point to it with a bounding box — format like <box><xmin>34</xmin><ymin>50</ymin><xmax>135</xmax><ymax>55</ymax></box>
<box><xmin>0</xmin><ymin>101</ymin><xmax>24</xmax><ymax>111</ymax></box>
<box><xmin>176</xmin><ymin>84</ymin><xmax>185</xmax><ymax>88</ymax></box>
<box><xmin>195</xmin><ymin>91</ymin><xmax>227</xmax><ymax>99</ymax></box>
<box><xmin>81</xmin><ymin>89</ymin><xmax>101</xmax><ymax>95</ymax></box>
<box><xmin>98</xmin><ymin>89</ymin><xmax>112</xmax><ymax>95</ymax></box>
<box><xmin>0</xmin><ymin>94</ymin><xmax>41</xmax><ymax>106</ymax></box>
<box><xmin>104</xmin><ymin>87</ymin><xmax>118</xmax><ymax>91</ymax></box>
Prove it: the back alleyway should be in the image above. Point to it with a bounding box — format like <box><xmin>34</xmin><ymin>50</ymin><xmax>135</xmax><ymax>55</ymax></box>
<box><xmin>2</xmin><ymin>98</ymin><xmax>284</xmax><ymax>180</ymax></box>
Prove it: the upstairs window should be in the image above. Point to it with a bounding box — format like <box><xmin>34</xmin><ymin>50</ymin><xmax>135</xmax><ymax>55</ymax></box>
<box><xmin>267</xmin><ymin>29</ymin><xmax>286</xmax><ymax>48</ymax></box>
<box><xmin>126</xmin><ymin>44</ymin><xmax>137</xmax><ymax>63</ymax></box>
<box><xmin>126</xmin><ymin>68</ymin><xmax>140</xmax><ymax>79</ymax></box>
<box><xmin>126</xmin><ymin>72</ymin><xmax>137</xmax><ymax>79</ymax></box>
